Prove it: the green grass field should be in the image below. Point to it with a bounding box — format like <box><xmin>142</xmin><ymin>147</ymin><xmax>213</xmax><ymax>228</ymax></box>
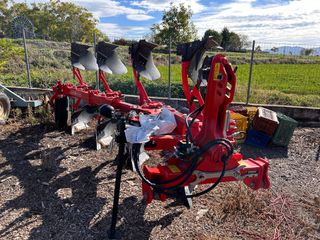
<box><xmin>153</xmin><ymin>64</ymin><xmax>320</xmax><ymax>106</ymax></box>
<box><xmin>155</xmin><ymin>64</ymin><xmax>320</xmax><ymax>94</ymax></box>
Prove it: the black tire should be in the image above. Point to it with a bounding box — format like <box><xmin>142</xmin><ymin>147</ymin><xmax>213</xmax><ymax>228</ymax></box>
<box><xmin>0</xmin><ymin>93</ymin><xmax>11</xmax><ymax>124</ymax></box>
<box><xmin>54</xmin><ymin>97</ymin><xmax>68</xmax><ymax>129</ymax></box>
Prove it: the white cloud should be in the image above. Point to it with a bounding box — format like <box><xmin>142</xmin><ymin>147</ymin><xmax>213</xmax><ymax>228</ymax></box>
<box><xmin>98</xmin><ymin>22</ymin><xmax>148</xmax><ymax>40</ymax></box>
<box><xmin>193</xmin><ymin>0</ymin><xmax>320</xmax><ymax>45</ymax></box>
<box><xmin>74</xmin><ymin>0</ymin><xmax>154</xmax><ymax>20</ymax></box>
<box><xmin>126</xmin><ymin>14</ymin><xmax>154</xmax><ymax>21</ymax></box>
<box><xmin>130</xmin><ymin>0</ymin><xmax>205</xmax><ymax>14</ymax></box>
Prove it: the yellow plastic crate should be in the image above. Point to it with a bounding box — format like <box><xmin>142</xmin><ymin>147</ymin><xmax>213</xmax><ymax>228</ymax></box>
<box><xmin>230</xmin><ymin>112</ymin><xmax>248</xmax><ymax>132</ymax></box>
<box><xmin>246</xmin><ymin>107</ymin><xmax>257</xmax><ymax>122</ymax></box>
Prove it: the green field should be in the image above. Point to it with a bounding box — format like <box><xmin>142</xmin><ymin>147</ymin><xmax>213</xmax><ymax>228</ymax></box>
<box><xmin>1</xmin><ymin>38</ymin><xmax>319</xmax><ymax>107</ymax></box>
<box><xmin>147</xmin><ymin>64</ymin><xmax>320</xmax><ymax>106</ymax></box>
<box><xmin>157</xmin><ymin>64</ymin><xmax>320</xmax><ymax>94</ymax></box>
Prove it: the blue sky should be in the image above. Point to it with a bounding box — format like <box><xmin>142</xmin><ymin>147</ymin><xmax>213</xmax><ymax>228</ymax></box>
<box><xmin>17</xmin><ymin>0</ymin><xmax>320</xmax><ymax>45</ymax></box>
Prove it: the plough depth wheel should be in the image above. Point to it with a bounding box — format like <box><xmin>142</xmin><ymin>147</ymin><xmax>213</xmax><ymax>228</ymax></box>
<box><xmin>54</xmin><ymin>97</ymin><xmax>68</xmax><ymax>129</ymax></box>
<box><xmin>0</xmin><ymin>93</ymin><xmax>10</xmax><ymax>125</ymax></box>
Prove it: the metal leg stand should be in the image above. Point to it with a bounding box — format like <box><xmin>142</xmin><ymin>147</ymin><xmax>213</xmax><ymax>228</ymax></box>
<box><xmin>108</xmin><ymin>117</ymin><xmax>126</xmax><ymax>239</ymax></box>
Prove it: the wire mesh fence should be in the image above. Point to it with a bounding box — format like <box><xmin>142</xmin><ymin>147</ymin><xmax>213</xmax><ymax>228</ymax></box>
<box><xmin>244</xmin><ymin>41</ymin><xmax>320</xmax><ymax>106</ymax></box>
<box><xmin>1</xmin><ymin>34</ymin><xmax>319</xmax><ymax>107</ymax></box>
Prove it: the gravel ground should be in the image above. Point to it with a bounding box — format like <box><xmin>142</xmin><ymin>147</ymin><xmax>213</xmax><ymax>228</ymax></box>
<box><xmin>0</xmin><ymin>122</ymin><xmax>319</xmax><ymax>240</ymax></box>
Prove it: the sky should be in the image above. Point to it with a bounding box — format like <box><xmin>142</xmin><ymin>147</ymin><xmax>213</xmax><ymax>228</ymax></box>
<box><xmin>16</xmin><ymin>0</ymin><xmax>320</xmax><ymax>45</ymax></box>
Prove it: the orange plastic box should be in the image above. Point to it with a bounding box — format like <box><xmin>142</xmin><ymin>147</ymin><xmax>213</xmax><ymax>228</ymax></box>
<box><xmin>253</xmin><ymin>107</ymin><xmax>279</xmax><ymax>136</ymax></box>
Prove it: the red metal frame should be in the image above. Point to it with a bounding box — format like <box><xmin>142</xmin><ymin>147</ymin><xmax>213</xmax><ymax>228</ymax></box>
<box><xmin>50</xmin><ymin>52</ymin><xmax>234</xmax><ymax>152</ymax></box>
<box><xmin>133</xmin><ymin>68</ymin><xmax>151</xmax><ymax>105</ymax></box>
<box><xmin>98</xmin><ymin>70</ymin><xmax>120</xmax><ymax>97</ymax></box>
<box><xmin>51</xmin><ymin>67</ymin><xmax>199</xmax><ymax>151</ymax></box>
<box><xmin>50</xmin><ymin>80</ymin><xmax>162</xmax><ymax>114</ymax></box>
<box><xmin>181</xmin><ymin>62</ymin><xmax>205</xmax><ymax>117</ymax></box>
<box><xmin>132</xmin><ymin>66</ymin><xmax>163</xmax><ymax>109</ymax></box>
<box><xmin>72</xmin><ymin>67</ymin><xmax>88</xmax><ymax>88</ymax></box>
<box><xmin>141</xmin><ymin>54</ymin><xmax>270</xmax><ymax>203</ymax></box>
<box><xmin>51</xmin><ymin>52</ymin><xmax>164</xmax><ymax>110</ymax></box>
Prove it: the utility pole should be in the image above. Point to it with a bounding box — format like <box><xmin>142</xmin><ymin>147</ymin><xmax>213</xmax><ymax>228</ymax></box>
<box><xmin>22</xmin><ymin>28</ymin><xmax>32</xmax><ymax>88</ymax></box>
<box><xmin>246</xmin><ymin>40</ymin><xmax>255</xmax><ymax>105</ymax></box>
<box><xmin>168</xmin><ymin>36</ymin><xmax>172</xmax><ymax>99</ymax></box>
<box><xmin>94</xmin><ymin>32</ymin><xmax>99</xmax><ymax>90</ymax></box>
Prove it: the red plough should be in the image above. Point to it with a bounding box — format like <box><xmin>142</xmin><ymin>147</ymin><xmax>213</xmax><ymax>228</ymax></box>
<box><xmin>49</xmin><ymin>38</ymin><xmax>271</xmax><ymax>238</ymax></box>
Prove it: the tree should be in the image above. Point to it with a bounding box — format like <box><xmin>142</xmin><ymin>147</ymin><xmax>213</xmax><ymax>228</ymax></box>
<box><xmin>202</xmin><ymin>29</ymin><xmax>221</xmax><ymax>45</ymax></box>
<box><xmin>255</xmin><ymin>45</ymin><xmax>262</xmax><ymax>52</ymax></box>
<box><xmin>1</xmin><ymin>2</ymin><xmax>29</xmax><ymax>36</ymax></box>
<box><xmin>0</xmin><ymin>0</ymin><xmax>9</xmax><ymax>34</ymax></box>
<box><xmin>1</xmin><ymin>0</ymin><xmax>109</xmax><ymax>43</ymax></box>
<box><xmin>220</xmin><ymin>27</ymin><xmax>243</xmax><ymax>51</ymax></box>
<box><xmin>302</xmin><ymin>48</ymin><xmax>314</xmax><ymax>56</ymax></box>
<box><xmin>203</xmin><ymin>28</ymin><xmax>249</xmax><ymax>50</ymax></box>
<box><xmin>220</xmin><ymin>27</ymin><xmax>230</xmax><ymax>50</ymax></box>
<box><xmin>239</xmin><ymin>34</ymin><xmax>250</xmax><ymax>49</ymax></box>
<box><xmin>150</xmin><ymin>3</ymin><xmax>197</xmax><ymax>46</ymax></box>
<box><xmin>113</xmin><ymin>38</ymin><xmax>127</xmax><ymax>46</ymax></box>
<box><xmin>0</xmin><ymin>0</ymin><xmax>9</xmax><ymax>18</ymax></box>
<box><xmin>228</xmin><ymin>32</ymin><xmax>241</xmax><ymax>50</ymax></box>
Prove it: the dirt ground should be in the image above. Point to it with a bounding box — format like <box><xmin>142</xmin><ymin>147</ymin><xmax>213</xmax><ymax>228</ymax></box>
<box><xmin>0</xmin><ymin>121</ymin><xmax>319</xmax><ymax>240</ymax></box>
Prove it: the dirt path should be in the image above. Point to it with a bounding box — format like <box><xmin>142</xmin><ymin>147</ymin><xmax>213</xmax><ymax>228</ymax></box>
<box><xmin>0</xmin><ymin>123</ymin><xmax>319</xmax><ymax>240</ymax></box>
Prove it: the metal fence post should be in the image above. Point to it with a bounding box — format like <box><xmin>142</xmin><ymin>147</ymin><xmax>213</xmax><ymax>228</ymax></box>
<box><xmin>246</xmin><ymin>40</ymin><xmax>255</xmax><ymax>105</ymax></box>
<box><xmin>22</xmin><ymin>28</ymin><xmax>32</xmax><ymax>88</ymax></box>
<box><xmin>168</xmin><ymin>36</ymin><xmax>172</xmax><ymax>99</ymax></box>
<box><xmin>94</xmin><ymin>32</ymin><xmax>99</xmax><ymax>90</ymax></box>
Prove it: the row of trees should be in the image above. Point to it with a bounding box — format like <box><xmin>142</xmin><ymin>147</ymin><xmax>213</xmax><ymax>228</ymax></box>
<box><xmin>203</xmin><ymin>28</ymin><xmax>250</xmax><ymax>51</ymax></box>
<box><xmin>149</xmin><ymin>3</ymin><xmax>249</xmax><ymax>51</ymax></box>
<box><xmin>0</xmin><ymin>0</ymin><xmax>108</xmax><ymax>42</ymax></box>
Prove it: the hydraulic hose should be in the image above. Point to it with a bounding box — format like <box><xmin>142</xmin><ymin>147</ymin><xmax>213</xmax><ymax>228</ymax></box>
<box><xmin>133</xmin><ymin>138</ymin><xmax>233</xmax><ymax>192</ymax></box>
<box><xmin>185</xmin><ymin>104</ymin><xmax>205</xmax><ymax>144</ymax></box>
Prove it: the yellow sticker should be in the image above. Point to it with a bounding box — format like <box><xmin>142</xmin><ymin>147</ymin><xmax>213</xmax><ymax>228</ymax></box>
<box><xmin>213</xmin><ymin>63</ymin><xmax>221</xmax><ymax>80</ymax></box>
<box><xmin>238</xmin><ymin>160</ymin><xmax>252</xmax><ymax>167</ymax></box>
<box><xmin>168</xmin><ymin>164</ymin><xmax>181</xmax><ymax>173</ymax></box>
